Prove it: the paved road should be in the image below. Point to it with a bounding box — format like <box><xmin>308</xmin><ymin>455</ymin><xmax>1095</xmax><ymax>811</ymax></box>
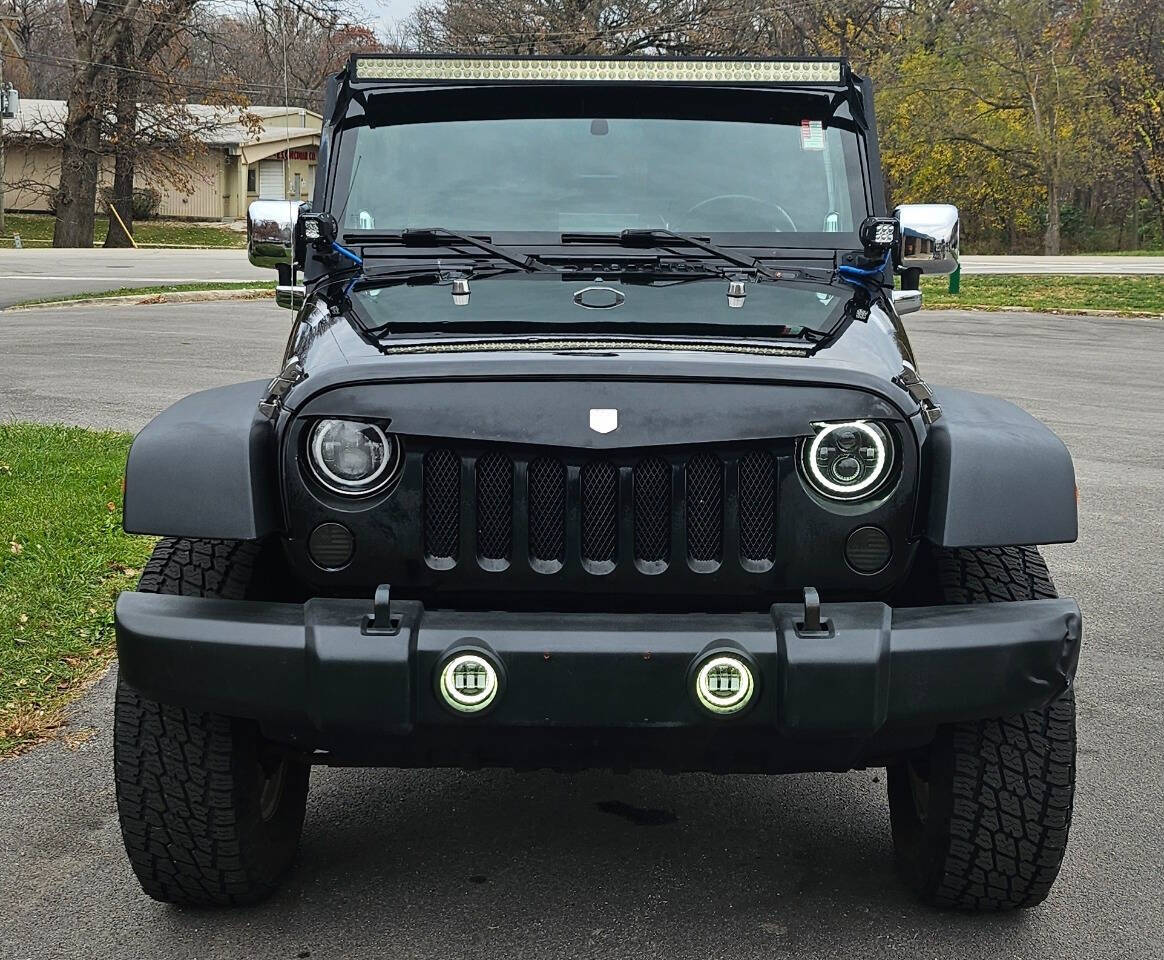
<box><xmin>1</xmin><ymin>301</ymin><xmax>1162</xmax><ymax>960</ymax></box>
<box><xmin>960</xmin><ymin>254</ymin><xmax>1164</xmax><ymax>274</ymax></box>
<box><xmin>0</xmin><ymin>248</ymin><xmax>267</xmax><ymax>308</ymax></box>
<box><xmin>1</xmin><ymin>248</ymin><xmax>1162</xmax><ymax>308</ymax></box>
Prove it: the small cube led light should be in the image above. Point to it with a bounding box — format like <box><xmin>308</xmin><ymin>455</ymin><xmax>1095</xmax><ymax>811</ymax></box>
<box><xmin>859</xmin><ymin>216</ymin><xmax>899</xmax><ymax>254</ymax></box>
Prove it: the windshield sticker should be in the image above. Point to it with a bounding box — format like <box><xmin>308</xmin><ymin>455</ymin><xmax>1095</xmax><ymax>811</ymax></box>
<box><xmin>800</xmin><ymin>119</ymin><xmax>825</xmax><ymax>151</ymax></box>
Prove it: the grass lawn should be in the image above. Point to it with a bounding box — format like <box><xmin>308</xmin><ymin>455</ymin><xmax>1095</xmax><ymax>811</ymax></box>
<box><xmin>921</xmin><ymin>274</ymin><xmax>1164</xmax><ymax>315</ymax></box>
<box><xmin>0</xmin><ymin>425</ymin><xmax>154</xmax><ymax>756</ymax></box>
<box><xmin>14</xmin><ymin>281</ymin><xmax>276</xmax><ymax>308</ymax></box>
<box><xmin>1</xmin><ymin>213</ymin><xmax>246</xmax><ymax>249</ymax></box>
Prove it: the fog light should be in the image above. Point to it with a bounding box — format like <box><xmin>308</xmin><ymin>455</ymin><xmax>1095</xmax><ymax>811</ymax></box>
<box><xmin>438</xmin><ymin>653</ymin><xmax>499</xmax><ymax>713</ymax></box>
<box><xmin>694</xmin><ymin>655</ymin><xmax>754</xmax><ymax>716</ymax></box>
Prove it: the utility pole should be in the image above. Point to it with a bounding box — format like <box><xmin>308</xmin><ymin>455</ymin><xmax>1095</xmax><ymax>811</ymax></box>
<box><xmin>0</xmin><ymin>13</ymin><xmax>24</xmax><ymax>236</ymax></box>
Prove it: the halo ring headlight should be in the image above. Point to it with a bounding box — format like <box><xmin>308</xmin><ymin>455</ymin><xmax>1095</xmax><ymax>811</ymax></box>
<box><xmin>308</xmin><ymin>419</ymin><xmax>399</xmax><ymax>496</ymax></box>
<box><xmin>801</xmin><ymin>420</ymin><xmax>894</xmax><ymax>501</ymax></box>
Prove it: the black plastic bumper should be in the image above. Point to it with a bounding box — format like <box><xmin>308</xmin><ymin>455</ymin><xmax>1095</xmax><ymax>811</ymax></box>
<box><xmin>115</xmin><ymin>593</ymin><xmax>1080</xmax><ymax>771</ymax></box>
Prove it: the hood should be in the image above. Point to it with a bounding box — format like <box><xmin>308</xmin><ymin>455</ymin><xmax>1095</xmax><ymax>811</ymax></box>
<box><xmin>282</xmin><ymin>296</ymin><xmax>920</xmax><ymax>446</ymax></box>
<box><xmin>348</xmin><ymin>272</ymin><xmax>847</xmax><ymax>339</ymax></box>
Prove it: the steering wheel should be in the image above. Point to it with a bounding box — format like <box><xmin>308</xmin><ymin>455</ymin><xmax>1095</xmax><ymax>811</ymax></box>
<box><xmin>683</xmin><ymin>194</ymin><xmax>799</xmax><ymax>232</ymax></box>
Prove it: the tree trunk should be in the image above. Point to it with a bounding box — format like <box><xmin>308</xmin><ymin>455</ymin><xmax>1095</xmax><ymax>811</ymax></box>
<box><xmin>1044</xmin><ymin>174</ymin><xmax>1061</xmax><ymax>256</ymax></box>
<box><xmin>52</xmin><ymin>84</ymin><xmax>103</xmax><ymax>248</ymax></box>
<box><xmin>104</xmin><ymin>35</ymin><xmax>139</xmax><ymax>249</ymax></box>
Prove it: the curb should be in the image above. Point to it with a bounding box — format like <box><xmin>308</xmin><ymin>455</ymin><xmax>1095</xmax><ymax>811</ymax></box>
<box><xmin>922</xmin><ymin>304</ymin><xmax>1164</xmax><ymax>318</ymax></box>
<box><xmin>4</xmin><ymin>288</ymin><xmax>275</xmax><ymax>311</ymax></box>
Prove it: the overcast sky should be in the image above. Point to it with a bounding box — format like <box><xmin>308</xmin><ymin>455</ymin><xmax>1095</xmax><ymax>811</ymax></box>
<box><xmin>376</xmin><ymin>0</ymin><xmax>422</xmax><ymax>31</ymax></box>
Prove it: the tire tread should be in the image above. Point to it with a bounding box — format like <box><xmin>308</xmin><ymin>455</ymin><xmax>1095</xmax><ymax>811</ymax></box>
<box><xmin>115</xmin><ymin>537</ymin><xmax>305</xmax><ymax>907</ymax></box>
<box><xmin>891</xmin><ymin>545</ymin><xmax>1076</xmax><ymax>911</ymax></box>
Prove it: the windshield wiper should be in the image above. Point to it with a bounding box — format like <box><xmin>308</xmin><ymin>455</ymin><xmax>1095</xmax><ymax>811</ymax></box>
<box><xmin>349</xmin><ymin>226</ymin><xmax>555</xmax><ymax>274</ymax></box>
<box><xmin>615</xmin><ymin>228</ymin><xmax>786</xmax><ymax>282</ymax></box>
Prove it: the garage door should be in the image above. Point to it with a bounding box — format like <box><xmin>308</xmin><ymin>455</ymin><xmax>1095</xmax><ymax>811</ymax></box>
<box><xmin>257</xmin><ymin>160</ymin><xmax>285</xmax><ymax>198</ymax></box>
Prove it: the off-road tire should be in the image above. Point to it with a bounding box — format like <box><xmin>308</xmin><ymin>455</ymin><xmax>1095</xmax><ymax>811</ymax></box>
<box><xmin>888</xmin><ymin>545</ymin><xmax>1077</xmax><ymax>911</ymax></box>
<box><xmin>114</xmin><ymin>538</ymin><xmax>310</xmax><ymax>907</ymax></box>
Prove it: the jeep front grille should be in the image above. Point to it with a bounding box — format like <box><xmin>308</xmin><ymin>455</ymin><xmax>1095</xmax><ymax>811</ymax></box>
<box><xmin>475</xmin><ymin>452</ymin><xmax>513</xmax><ymax>563</ymax></box>
<box><xmin>738</xmin><ymin>451</ymin><xmax>777</xmax><ymax>564</ymax></box>
<box><xmin>527</xmin><ymin>456</ymin><xmax>567</xmax><ymax>566</ymax></box>
<box><xmin>421</xmin><ymin>444</ymin><xmax>780</xmax><ymax>574</ymax></box>
<box><xmin>580</xmin><ymin>461</ymin><xmax>618</xmax><ymax>566</ymax></box>
<box><xmin>422</xmin><ymin>448</ymin><xmax>460</xmax><ymax>563</ymax></box>
<box><xmin>633</xmin><ymin>456</ymin><xmax>671</xmax><ymax>566</ymax></box>
<box><xmin>685</xmin><ymin>452</ymin><xmax>724</xmax><ymax>565</ymax></box>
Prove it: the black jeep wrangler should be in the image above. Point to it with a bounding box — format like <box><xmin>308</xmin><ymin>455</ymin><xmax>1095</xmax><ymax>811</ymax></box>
<box><xmin>113</xmin><ymin>55</ymin><xmax>1081</xmax><ymax>911</ymax></box>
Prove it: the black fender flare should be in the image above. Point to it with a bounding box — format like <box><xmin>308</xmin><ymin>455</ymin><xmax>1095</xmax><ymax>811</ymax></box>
<box><xmin>123</xmin><ymin>380</ymin><xmax>281</xmax><ymax>539</ymax></box>
<box><xmin>923</xmin><ymin>386</ymin><xmax>1077</xmax><ymax>548</ymax></box>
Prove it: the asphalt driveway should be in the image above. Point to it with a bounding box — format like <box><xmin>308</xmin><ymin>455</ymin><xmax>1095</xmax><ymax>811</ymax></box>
<box><xmin>0</xmin><ymin>301</ymin><xmax>1161</xmax><ymax>959</ymax></box>
<box><xmin>1</xmin><ymin>246</ymin><xmax>1163</xmax><ymax>308</ymax></box>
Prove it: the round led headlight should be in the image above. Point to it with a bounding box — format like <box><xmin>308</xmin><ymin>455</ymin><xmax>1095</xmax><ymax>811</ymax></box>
<box><xmin>800</xmin><ymin>420</ymin><xmax>894</xmax><ymax>501</ymax></box>
<box><xmin>308</xmin><ymin>419</ymin><xmax>398</xmax><ymax>496</ymax></box>
<box><xmin>438</xmin><ymin>653</ymin><xmax>499</xmax><ymax>714</ymax></box>
<box><xmin>694</xmin><ymin>655</ymin><xmax>754</xmax><ymax>716</ymax></box>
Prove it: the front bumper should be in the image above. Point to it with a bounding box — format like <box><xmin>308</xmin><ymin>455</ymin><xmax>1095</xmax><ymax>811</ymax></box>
<box><xmin>114</xmin><ymin>593</ymin><xmax>1080</xmax><ymax>772</ymax></box>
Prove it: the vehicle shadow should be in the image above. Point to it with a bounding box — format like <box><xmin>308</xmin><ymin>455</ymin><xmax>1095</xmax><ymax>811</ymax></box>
<box><xmin>154</xmin><ymin>763</ymin><xmax>1032</xmax><ymax>959</ymax></box>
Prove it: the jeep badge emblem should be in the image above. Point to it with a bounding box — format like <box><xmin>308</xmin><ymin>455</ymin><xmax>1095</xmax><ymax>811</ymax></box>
<box><xmin>589</xmin><ymin>408</ymin><xmax>618</xmax><ymax>433</ymax></box>
<box><xmin>573</xmin><ymin>286</ymin><xmax>625</xmax><ymax>309</ymax></box>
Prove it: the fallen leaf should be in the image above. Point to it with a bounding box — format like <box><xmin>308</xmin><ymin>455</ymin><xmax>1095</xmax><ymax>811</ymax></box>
<box><xmin>106</xmin><ymin>501</ymin><xmax>117</xmax><ymax>512</ymax></box>
<box><xmin>19</xmin><ymin>613</ymin><xmax>28</xmax><ymax>624</ymax></box>
<box><xmin>9</xmin><ymin>541</ymin><xmax>22</xmax><ymax>555</ymax></box>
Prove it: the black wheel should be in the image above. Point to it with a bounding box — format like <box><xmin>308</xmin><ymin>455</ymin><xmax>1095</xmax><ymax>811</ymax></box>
<box><xmin>888</xmin><ymin>545</ymin><xmax>1077</xmax><ymax>911</ymax></box>
<box><xmin>114</xmin><ymin>538</ymin><xmax>310</xmax><ymax>907</ymax></box>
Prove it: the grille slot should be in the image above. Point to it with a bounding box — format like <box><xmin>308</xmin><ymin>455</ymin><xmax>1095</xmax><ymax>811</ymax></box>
<box><xmin>738</xmin><ymin>451</ymin><xmax>777</xmax><ymax>565</ymax></box>
<box><xmin>423</xmin><ymin>448</ymin><xmax>460</xmax><ymax>561</ymax></box>
<box><xmin>685</xmin><ymin>453</ymin><xmax>724</xmax><ymax>564</ymax></box>
<box><xmin>528</xmin><ymin>457</ymin><xmax>566</xmax><ymax>564</ymax></box>
<box><xmin>581</xmin><ymin>461</ymin><xmax>618</xmax><ymax>565</ymax></box>
<box><xmin>475</xmin><ymin>452</ymin><xmax>514</xmax><ymax>562</ymax></box>
<box><xmin>633</xmin><ymin>456</ymin><xmax>671</xmax><ymax>566</ymax></box>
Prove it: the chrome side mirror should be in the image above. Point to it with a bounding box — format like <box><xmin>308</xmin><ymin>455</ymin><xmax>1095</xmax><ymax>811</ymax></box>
<box><xmin>891</xmin><ymin>289</ymin><xmax>923</xmax><ymax>316</ymax></box>
<box><xmin>275</xmin><ymin>285</ymin><xmax>305</xmax><ymax>310</ymax></box>
<box><xmin>895</xmin><ymin>203</ymin><xmax>959</xmax><ymax>276</ymax></box>
<box><xmin>248</xmin><ymin>200</ymin><xmax>306</xmax><ymax>310</ymax></box>
<box><xmin>247</xmin><ymin>200</ymin><xmax>300</xmax><ymax>269</ymax></box>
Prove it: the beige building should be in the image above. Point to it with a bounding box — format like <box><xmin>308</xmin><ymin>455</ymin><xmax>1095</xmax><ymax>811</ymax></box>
<box><xmin>1</xmin><ymin>100</ymin><xmax>322</xmax><ymax>220</ymax></box>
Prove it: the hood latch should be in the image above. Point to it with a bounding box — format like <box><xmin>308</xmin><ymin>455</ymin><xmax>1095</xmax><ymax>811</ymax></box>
<box><xmin>894</xmin><ymin>366</ymin><xmax>942</xmax><ymax>424</ymax></box>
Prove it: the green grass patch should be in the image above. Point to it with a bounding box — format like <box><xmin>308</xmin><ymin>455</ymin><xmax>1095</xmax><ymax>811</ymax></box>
<box><xmin>13</xmin><ymin>281</ymin><xmax>276</xmax><ymax>308</ymax></box>
<box><xmin>921</xmin><ymin>274</ymin><xmax>1164</xmax><ymax>315</ymax></box>
<box><xmin>0</xmin><ymin>425</ymin><xmax>154</xmax><ymax>756</ymax></box>
<box><xmin>1</xmin><ymin>213</ymin><xmax>246</xmax><ymax>248</ymax></box>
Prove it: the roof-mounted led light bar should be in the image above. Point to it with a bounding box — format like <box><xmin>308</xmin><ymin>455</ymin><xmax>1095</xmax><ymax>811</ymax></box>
<box><xmin>352</xmin><ymin>56</ymin><xmax>846</xmax><ymax>86</ymax></box>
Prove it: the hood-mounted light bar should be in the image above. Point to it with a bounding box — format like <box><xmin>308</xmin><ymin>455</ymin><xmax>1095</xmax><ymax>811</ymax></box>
<box><xmin>351</xmin><ymin>55</ymin><xmax>847</xmax><ymax>86</ymax></box>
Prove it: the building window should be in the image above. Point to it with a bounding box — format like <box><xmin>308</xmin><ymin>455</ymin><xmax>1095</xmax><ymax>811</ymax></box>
<box><xmin>247</xmin><ymin>168</ymin><xmax>257</xmax><ymax>193</ymax></box>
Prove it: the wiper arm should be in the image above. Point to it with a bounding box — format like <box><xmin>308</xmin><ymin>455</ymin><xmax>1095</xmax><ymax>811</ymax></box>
<box><xmin>398</xmin><ymin>227</ymin><xmax>555</xmax><ymax>273</ymax></box>
<box><xmin>617</xmin><ymin>228</ymin><xmax>784</xmax><ymax>282</ymax></box>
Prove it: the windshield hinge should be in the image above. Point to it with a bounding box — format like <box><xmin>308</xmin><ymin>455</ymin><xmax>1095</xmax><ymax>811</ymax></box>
<box><xmin>258</xmin><ymin>356</ymin><xmax>306</xmax><ymax>420</ymax></box>
<box><xmin>894</xmin><ymin>366</ymin><xmax>942</xmax><ymax>424</ymax></box>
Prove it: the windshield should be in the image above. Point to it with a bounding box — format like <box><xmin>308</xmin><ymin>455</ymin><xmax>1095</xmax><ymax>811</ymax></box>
<box><xmin>338</xmin><ymin>117</ymin><xmax>865</xmax><ymax>237</ymax></box>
